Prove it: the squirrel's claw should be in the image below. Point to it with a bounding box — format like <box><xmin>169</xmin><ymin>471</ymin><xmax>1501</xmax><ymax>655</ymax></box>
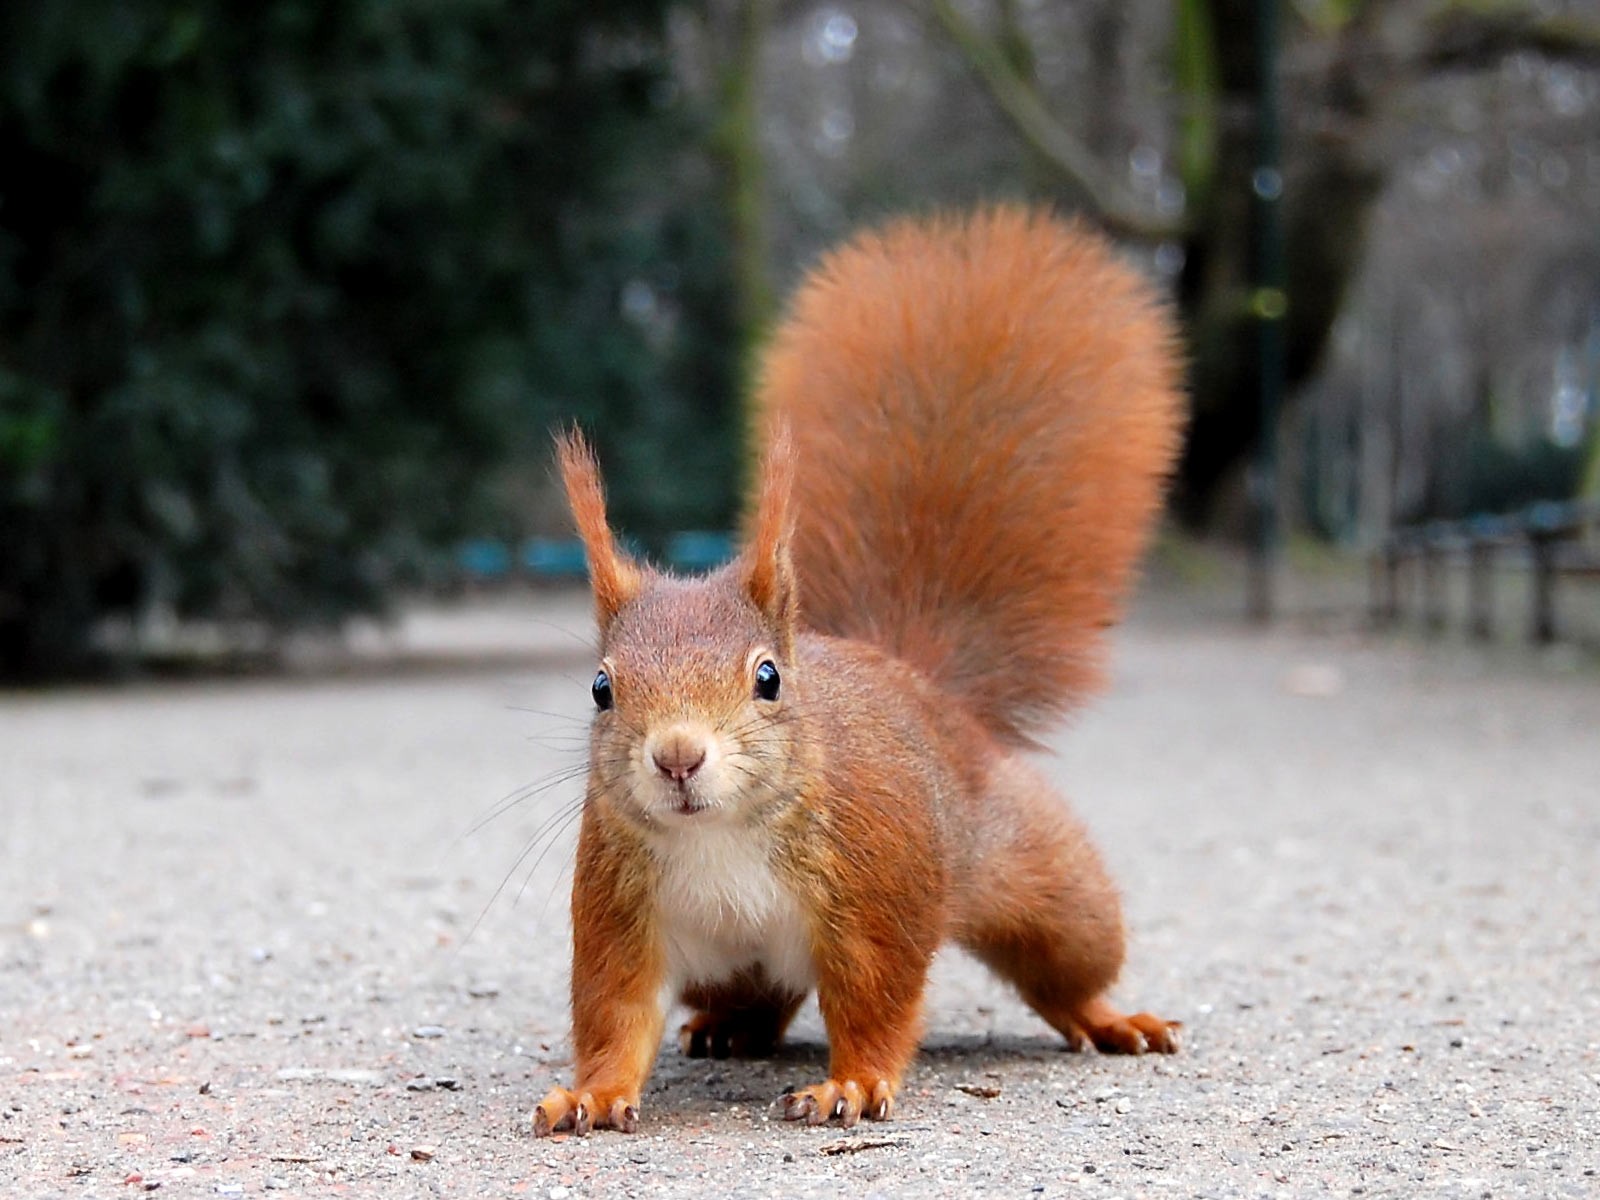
<box><xmin>779</xmin><ymin>1089</ymin><xmax>822</xmax><ymax>1125</ymax></box>
<box><xmin>533</xmin><ymin>1087</ymin><xmax>641</xmax><ymax>1137</ymax></box>
<box><xmin>1061</xmin><ymin>999</ymin><xmax>1182</xmax><ymax>1055</ymax></box>
<box><xmin>1090</xmin><ymin>1011</ymin><xmax>1180</xmax><ymax>1055</ymax></box>
<box><xmin>1136</xmin><ymin>1014</ymin><xmax>1182</xmax><ymax>1054</ymax></box>
<box><xmin>779</xmin><ymin>1078</ymin><xmax>893</xmax><ymax>1127</ymax></box>
<box><xmin>532</xmin><ymin>1087</ymin><xmax>576</xmax><ymax>1137</ymax></box>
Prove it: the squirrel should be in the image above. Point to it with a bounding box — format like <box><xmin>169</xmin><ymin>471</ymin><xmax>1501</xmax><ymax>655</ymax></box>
<box><xmin>533</xmin><ymin>206</ymin><xmax>1186</xmax><ymax>1136</ymax></box>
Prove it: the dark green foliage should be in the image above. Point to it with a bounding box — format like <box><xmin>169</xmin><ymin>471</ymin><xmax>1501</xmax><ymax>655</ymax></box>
<box><xmin>0</xmin><ymin>0</ymin><xmax>738</xmax><ymax>676</ymax></box>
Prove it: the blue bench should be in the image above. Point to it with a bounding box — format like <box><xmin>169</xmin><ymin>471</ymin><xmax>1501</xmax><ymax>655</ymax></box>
<box><xmin>456</xmin><ymin>532</ymin><xmax>737</xmax><ymax>585</ymax></box>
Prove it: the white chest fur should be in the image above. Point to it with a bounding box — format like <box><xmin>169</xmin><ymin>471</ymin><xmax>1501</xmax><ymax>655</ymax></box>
<box><xmin>650</xmin><ymin>823</ymin><xmax>815</xmax><ymax>995</ymax></box>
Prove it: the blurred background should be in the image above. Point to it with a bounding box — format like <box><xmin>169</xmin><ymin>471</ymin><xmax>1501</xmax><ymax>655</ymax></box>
<box><xmin>3</xmin><ymin>0</ymin><xmax>1598</xmax><ymax>678</ymax></box>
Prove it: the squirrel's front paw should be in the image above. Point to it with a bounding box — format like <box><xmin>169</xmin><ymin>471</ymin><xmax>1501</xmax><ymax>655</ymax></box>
<box><xmin>778</xmin><ymin>1078</ymin><xmax>895</xmax><ymax>1128</ymax></box>
<box><xmin>532</xmin><ymin>1085</ymin><xmax>640</xmax><ymax>1137</ymax></box>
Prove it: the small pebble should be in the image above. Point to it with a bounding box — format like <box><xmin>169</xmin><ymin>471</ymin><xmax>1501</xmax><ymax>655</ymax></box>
<box><xmin>413</xmin><ymin>1025</ymin><xmax>447</xmax><ymax>1039</ymax></box>
<box><xmin>410</xmin><ymin>1145</ymin><xmax>436</xmax><ymax>1162</ymax></box>
<box><xmin>435</xmin><ymin>1077</ymin><xmax>462</xmax><ymax>1091</ymax></box>
<box><xmin>406</xmin><ymin>1078</ymin><xmax>437</xmax><ymax>1092</ymax></box>
<box><xmin>1114</xmin><ymin>1097</ymin><xmax>1132</xmax><ymax>1114</ymax></box>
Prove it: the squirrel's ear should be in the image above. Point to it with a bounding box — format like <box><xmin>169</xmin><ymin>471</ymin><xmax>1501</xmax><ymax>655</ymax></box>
<box><xmin>556</xmin><ymin>431</ymin><xmax>641</xmax><ymax>634</ymax></box>
<box><xmin>742</xmin><ymin>423</ymin><xmax>798</xmax><ymax>654</ymax></box>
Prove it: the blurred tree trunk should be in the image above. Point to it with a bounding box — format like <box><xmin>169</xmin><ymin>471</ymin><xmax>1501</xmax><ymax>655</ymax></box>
<box><xmin>707</xmin><ymin>0</ymin><xmax>776</xmax><ymax>356</ymax></box>
<box><xmin>1175</xmin><ymin>0</ymin><xmax>1383</xmax><ymax>527</ymax></box>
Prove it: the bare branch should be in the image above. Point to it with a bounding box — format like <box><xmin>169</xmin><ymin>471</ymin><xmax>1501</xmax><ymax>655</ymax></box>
<box><xmin>1421</xmin><ymin>2</ymin><xmax>1600</xmax><ymax>72</ymax></box>
<box><xmin>927</xmin><ymin>0</ymin><xmax>1187</xmax><ymax>240</ymax></box>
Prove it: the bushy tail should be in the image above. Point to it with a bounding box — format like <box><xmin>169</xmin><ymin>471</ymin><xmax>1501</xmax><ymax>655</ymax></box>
<box><xmin>753</xmin><ymin>207</ymin><xmax>1185</xmax><ymax>747</ymax></box>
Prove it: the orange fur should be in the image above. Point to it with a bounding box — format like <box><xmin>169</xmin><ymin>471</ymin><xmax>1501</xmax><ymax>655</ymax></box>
<box><xmin>556</xmin><ymin>431</ymin><xmax>641</xmax><ymax>634</ymax></box>
<box><xmin>755</xmin><ymin>206</ymin><xmax>1185</xmax><ymax>745</ymax></box>
<box><xmin>536</xmin><ymin>207</ymin><xmax>1184</xmax><ymax>1138</ymax></box>
<box><xmin>739</xmin><ymin>425</ymin><xmax>799</xmax><ymax>660</ymax></box>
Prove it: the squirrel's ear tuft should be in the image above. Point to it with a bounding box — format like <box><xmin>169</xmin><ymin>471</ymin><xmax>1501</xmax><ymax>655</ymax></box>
<box><xmin>556</xmin><ymin>431</ymin><xmax>641</xmax><ymax>634</ymax></box>
<box><xmin>742</xmin><ymin>423</ymin><xmax>798</xmax><ymax>655</ymax></box>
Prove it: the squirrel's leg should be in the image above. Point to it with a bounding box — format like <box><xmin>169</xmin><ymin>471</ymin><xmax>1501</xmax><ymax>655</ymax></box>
<box><xmin>779</xmin><ymin>913</ymin><xmax>935</xmax><ymax>1127</ymax></box>
<box><xmin>534</xmin><ymin>816</ymin><xmax>665</xmax><ymax>1137</ymax></box>
<box><xmin>955</xmin><ymin>758</ymin><xmax>1180</xmax><ymax>1055</ymax></box>
<box><xmin>679</xmin><ymin>969</ymin><xmax>805</xmax><ymax>1059</ymax></box>
<box><xmin>779</xmin><ymin>957</ymin><xmax>926</xmax><ymax>1128</ymax></box>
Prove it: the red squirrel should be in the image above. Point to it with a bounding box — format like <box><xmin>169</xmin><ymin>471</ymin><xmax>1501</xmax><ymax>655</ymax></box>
<box><xmin>534</xmin><ymin>207</ymin><xmax>1186</xmax><ymax>1136</ymax></box>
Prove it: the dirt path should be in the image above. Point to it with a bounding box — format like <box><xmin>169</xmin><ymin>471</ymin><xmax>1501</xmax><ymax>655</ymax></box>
<box><xmin>3</xmin><ymin>596</ymin><xmax>1597</xmax><ymax>1197</ymax></box>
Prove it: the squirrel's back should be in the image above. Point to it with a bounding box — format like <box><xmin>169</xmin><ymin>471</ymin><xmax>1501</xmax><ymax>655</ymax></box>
<box><xmin>754</xmin><ymin>207</ymin><xmax>1185</xmax><ymax>746</ymax></box>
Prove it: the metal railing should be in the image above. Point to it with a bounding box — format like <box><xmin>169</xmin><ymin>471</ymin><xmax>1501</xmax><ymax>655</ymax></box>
<box><xmin>1371</xmin><ymin>500</ymin><xmax>1600</xmax><ymax>644</ymax></box>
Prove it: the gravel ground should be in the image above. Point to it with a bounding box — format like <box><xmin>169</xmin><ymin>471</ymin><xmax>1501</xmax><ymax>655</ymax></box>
<box><xmin>3</xmin><ymin>593</ymin><xmax>1598</xmax><ymax>1198</ymax></box>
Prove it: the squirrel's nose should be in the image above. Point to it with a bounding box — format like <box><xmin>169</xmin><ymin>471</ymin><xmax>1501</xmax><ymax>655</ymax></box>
<box><xmin>651</xmin><ymin>731</ymin><xmax>707</xmax><ymax>783</ymax></box>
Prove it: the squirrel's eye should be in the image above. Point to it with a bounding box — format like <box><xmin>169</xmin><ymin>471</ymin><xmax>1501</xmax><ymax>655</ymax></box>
<box><xmin>591</xmin><ymin>669</ymin><xmax>614</xmax><ymax>711</ymax></box>
<box><xmin>753</xmin><ymin>659</ymin><xmax>781</xmax><ymax>702</ymax></box>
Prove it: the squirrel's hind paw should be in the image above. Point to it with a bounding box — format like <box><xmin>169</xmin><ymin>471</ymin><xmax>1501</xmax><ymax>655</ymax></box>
<box><xmin>778</xmin><ymin>1078</ymin><xmax>895</xmax><ymax>1127</ymax></box>
<box><xmin>679</xmin><ymin>1009</ymin><xmax>786</xmax><ymax>1059</ymax></box>
<box><xmin>1063</xmin><ymin>998</ymin><xmax>1182</xmax><ymax>1055</ymax></box>
<box><xmin>532</xmin><ymin>1086</ymin><xmax>640</xmax><ymax>1137</ymax></box>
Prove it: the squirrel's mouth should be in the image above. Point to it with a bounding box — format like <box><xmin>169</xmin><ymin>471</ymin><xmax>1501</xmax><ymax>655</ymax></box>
<box><xmin>668</xmin><ymin>791</ymin><xmax>707</xmax><ymax>817</ymax></box>
<box><xmin>650</xmin><ymin>777</ymin><xmax>710</xmax><ymax>818</ymax></box>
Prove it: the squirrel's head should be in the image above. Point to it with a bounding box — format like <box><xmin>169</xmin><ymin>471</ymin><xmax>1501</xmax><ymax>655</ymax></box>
<box><xmin>555</xmin><ymin>430</ymin><xmax>801</xmax><ymax>830</ymax></box>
